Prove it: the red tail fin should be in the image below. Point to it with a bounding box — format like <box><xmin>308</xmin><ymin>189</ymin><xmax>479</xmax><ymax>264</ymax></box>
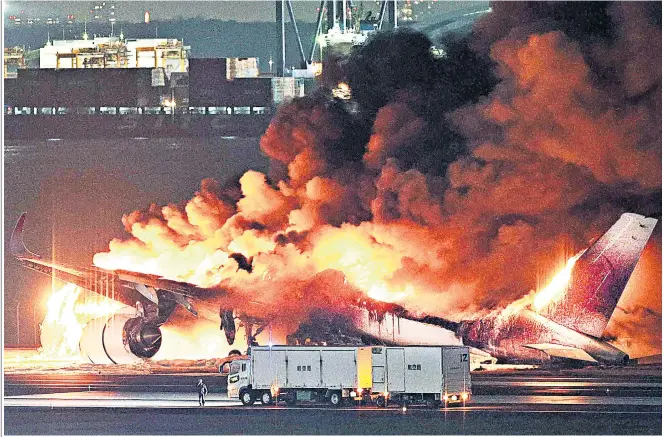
<box><xmin>539</xmin><ymin>213</ymin><xmax>658</xmax><ymax>338</ymax></box>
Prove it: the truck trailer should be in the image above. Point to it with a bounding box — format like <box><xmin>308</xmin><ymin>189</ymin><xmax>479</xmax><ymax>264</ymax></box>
<box><xmin>369</xmin><ymin>346</ymin><xmax>471</xmax><ymax>407</ymax></box>
<box><xmin>227</xmin><ymin>345</ymin><xmax>471</xmax><ymax>407</ymax></box>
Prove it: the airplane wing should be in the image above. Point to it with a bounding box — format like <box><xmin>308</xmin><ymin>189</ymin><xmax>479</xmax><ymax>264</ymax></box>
<box><xmin>524</xmin><ymin>343</ymin><xmax>598</xmax><ymax>363</ymax></box>
<box><xmin>10</xmin><ymin>213</ymin><xmax>221</xmax><ymax>318</ymax></box>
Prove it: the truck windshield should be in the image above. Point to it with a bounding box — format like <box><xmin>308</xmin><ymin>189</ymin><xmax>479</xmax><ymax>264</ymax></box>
<box><xmin>230</xmin><ymin>361</ymin><xmax>242</xmax><ymax>375</ymax></box>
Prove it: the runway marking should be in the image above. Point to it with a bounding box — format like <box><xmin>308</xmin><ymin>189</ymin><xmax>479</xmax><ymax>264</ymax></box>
<box><xmin>6</xmin><ymin>392</ymin><xmax>660</xmax><ymax>405</ymax></box>
<box><xmin>3</xmin><ymin>402</ymin><xmax>660</xmax><ymax>416</ymax></box>
<box><xmin>4</xmin><ymin>395</ymin><xmax>661</xmax><ymax>409</ymax></box>
<box><xmin>473</xmin><ymin>381</ymin><xmax>662</xmax><ymax>388</ymax></box>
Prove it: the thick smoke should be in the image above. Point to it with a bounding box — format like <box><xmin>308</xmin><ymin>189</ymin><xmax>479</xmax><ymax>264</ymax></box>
<box><xmin>94</xmin><ymin>2</ymin><xmax>661</xmax><ymax>356</ymax></box>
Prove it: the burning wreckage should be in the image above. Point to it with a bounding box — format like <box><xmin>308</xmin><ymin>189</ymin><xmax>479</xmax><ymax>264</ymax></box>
<box><xmin>10</xmin><ymin>3</ymin><xmax>662</xmax><ymax>367</ymax></box>
<box><xmin>11</xmin><ymin>212</ymin><xmax>657</xmax><ymax>366</ymax></box>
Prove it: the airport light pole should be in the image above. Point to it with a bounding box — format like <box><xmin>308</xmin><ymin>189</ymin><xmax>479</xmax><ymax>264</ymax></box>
<box><xmin>171</xmin><ymin>88</ymin><xmax>175</xmax><ymax>123</ymax></box>
<box><xmin>16</xmin><ymin>301</ymin><xmax>21</xmax><ymax>346</ymax></box>
<box><xmin>33</xmin><ymin>303</ymin><xmax>37</xmax><ymax>347</ymax></box>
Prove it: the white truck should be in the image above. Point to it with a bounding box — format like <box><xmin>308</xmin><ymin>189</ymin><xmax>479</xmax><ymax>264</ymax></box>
<box><xmin>226</xmin><ymin>345</ymin><xmax>471</xmax><ymax>407</ymax></box>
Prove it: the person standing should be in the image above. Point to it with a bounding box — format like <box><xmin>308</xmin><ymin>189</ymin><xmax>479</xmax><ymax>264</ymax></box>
<box><xmin>197</xmin><ymin>379</ymin><xmax>208</xmax><ymax>406</ymax></box>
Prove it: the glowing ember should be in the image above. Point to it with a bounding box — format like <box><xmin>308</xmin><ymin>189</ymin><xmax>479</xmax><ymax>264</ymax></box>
<box><xmin>532</xmin><ymin>251</ymin><xmax>585</xmax><ymax>312</ymax></box>
<box><xmin>40</xmin><ymin>283</ymin><xmax>124</xmax><ymax>358</ymax></box>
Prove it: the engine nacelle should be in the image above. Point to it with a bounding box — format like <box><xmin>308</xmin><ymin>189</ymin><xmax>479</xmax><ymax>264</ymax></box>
<box><xmin>79</xmin><ymin>314</ymin><xmax>162</xmax><ymax>364</ymax></box>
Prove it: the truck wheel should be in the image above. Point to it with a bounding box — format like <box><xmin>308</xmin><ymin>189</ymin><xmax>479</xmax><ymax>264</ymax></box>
<box><xmin>375</xmin><ymin>396</ymin><xmax>386</xmax><ymax>408</ymax></box>
<box><xmin>240</xmin><ymin>389</ymin><xmax>255</xmax><ymax>406</ymax></box>
<box><xmin>425</xmin><ymin>398</ymin><xmax>440</xmax><ymax>409</ymax></box>
<box><xmin>260</xmin><ymin>391</ymin><xmax>272</xmax><ymax>405</ymax></box>
<box><xmin>329</xmin><ymin>392</ymin><xmax>342</xmax><ymax>407</ymax></box>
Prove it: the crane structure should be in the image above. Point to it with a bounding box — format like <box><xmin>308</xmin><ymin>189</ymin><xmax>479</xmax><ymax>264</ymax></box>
<box><xmin>275</xmin><ymin>0</ymin><xmax>399</xmax><ymax>76</ymax></box>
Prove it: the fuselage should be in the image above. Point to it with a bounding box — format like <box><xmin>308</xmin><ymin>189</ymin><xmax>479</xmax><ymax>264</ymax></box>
<box><xmin>349</xmin><ymin>304</ymin><xmax>627</xmax><ymax>365</ymax></box>
<box><xmin>456</xmin><ymin>309</ymin><xmax>628</xmax><ymax>364</ymax></box>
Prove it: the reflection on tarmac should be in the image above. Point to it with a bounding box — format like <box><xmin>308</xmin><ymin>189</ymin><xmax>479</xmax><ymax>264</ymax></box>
<box><xmin>4</xmin><ymin>391</ymin><xmax>662</xmax><ymax>408</ymax></box>
<box><xmin>4</xmin><ymin>366</ymin><xmax>661</xmax><ymax>435</ymax></box>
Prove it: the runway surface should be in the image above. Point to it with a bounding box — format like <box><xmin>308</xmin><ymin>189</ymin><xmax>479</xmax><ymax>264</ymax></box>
<box><xmin>4</xmin><ymin>366</ymin><xmax>662</xmax><ymax>435</ymax></box>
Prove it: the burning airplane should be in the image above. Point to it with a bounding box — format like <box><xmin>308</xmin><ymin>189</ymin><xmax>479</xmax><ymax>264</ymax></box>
<box><xmin>11</xmin><ymin>211</ymin><xmax>657</xmax><ymax>365</ymax></box>
<box><xmin>9</xmin><ymin>3</ymin><xmax>661</xmax><ymax>367</ymax></box>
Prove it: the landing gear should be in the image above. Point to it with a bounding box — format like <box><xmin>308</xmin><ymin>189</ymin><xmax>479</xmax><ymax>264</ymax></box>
<box><xmin>240</xmin><ymin>388</ymin><xmax>255</xmax><ymax>406</ymax></box>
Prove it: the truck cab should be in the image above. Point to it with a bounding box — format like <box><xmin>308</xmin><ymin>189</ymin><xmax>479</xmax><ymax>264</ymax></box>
<box><xmin>218</xmin><ymin>353</ymin><xmax>248</xmax><ymax>375</ymax></box>
<box><xmin>227</xmin><ymin>358</ymin><xmax>251</xmax><ymax>401</ymax></box>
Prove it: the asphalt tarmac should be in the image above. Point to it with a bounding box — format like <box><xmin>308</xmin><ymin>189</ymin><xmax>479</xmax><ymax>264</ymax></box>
<box><xmin>4</xmin><ymin>367</ymin><xmax>662</xmax><ymax>435</ymax></box>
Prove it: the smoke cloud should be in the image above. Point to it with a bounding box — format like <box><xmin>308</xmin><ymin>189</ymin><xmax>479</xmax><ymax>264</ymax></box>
<box><xmin>94</xmin><ymin>2</ymin><xmax>660</xmax><ymax>357</ymax></box>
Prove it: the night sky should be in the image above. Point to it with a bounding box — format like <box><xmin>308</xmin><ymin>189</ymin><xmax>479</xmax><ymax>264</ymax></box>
<box><xmin>2</xmin><ymin>1</ymin><xmax>483</xmax><ymax>23</ymax></box>
<box><xmin>3</xmin><ymin>1</ymin><xmax>318</xmax><ymax>23</ymax></box>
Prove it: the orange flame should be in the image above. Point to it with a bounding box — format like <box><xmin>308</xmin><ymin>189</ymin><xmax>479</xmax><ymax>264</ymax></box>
<box><xmin>490</xmin><ymin>250</ymin><xmax>586</xmax><ymax>321</ymax></box>
<box><xmin>311</xmin><ymin>225</ymin><xmax>415</xmax><ymax>303</ymax></box>
<box><xmin>40</xmin><ymin>283</ymin><xmax>124</xmax><ymax>359</ymax></box>
<box><xmin>532</xmin><ymin>251</ymin><xmax>585</xmax><ymax>312</ymax></box>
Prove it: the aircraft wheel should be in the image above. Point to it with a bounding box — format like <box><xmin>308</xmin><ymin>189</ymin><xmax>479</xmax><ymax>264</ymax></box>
<box><xmin>240</xmin><ymin>388</ymin><xmax>255</xmax><ymax>406</ymax></box>
<box><xmin>260</xmin><ymin>391</ymin><xmax>272</xmax><ymax>405</ymax></box>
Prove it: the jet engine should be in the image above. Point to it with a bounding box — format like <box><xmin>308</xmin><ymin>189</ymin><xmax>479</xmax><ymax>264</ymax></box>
<box><xmin>79</xmin><ymin>313</ymin><xmax>162</xmax><ymax>364</ymax></box>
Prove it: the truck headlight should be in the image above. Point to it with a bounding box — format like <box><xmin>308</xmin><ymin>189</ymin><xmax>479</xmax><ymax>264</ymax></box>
<box><xmin>461</xmin><ymin>392</ymin><xmax>469</xmax><ymax>401</ymax></box>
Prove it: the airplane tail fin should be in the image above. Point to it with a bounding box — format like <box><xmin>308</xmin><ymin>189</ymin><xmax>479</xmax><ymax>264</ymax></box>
<box><xmin>10</xmin><ymin>213</ymin><xmax>41</xmax><ymax>260</ymax></box>
<box><xmin>538</xmin><ymin>213</ymin><xmax>658</xmax><ymax>338</ymax></box>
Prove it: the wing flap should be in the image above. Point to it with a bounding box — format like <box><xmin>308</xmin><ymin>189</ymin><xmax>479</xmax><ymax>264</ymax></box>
<box><xmin>524</xmin><ymin>343</ymin><xmax>598</xmax><ymax>363</ymax></box>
